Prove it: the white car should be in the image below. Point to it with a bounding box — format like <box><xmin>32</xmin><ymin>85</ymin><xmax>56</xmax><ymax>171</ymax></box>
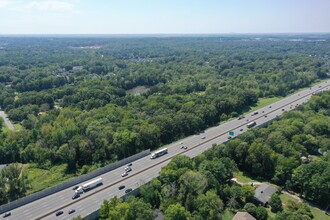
<box><xmin>121</xmin><ymin>172</ymin><xmax>128</xmax><ymax>177</ymax></box>
<box><xmin>125</xmin><ymin>167</ymin><xmax>132</xmax><ymax>172</ymax></box>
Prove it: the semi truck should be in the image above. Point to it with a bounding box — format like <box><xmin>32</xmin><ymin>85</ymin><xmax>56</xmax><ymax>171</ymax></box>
<box><xmin>246</xmin><ymin>121</ymin><xmax>257</xmax><ymax>128</ymax></box>
<box><xmin>150</xmin><ymin>148</ymin><xmax>168</xmax><ymax>159</ymax></box>
<box><xmin>75</xmin><ymin>177</ymin><xmax>103</xmax><ymax>194</ymax></box>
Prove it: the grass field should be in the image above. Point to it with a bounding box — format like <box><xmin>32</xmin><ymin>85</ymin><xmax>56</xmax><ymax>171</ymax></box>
<box><xmin>243</xmin><ymin>96</ymin><xmax>282</xmax><ymax>114</ymax></box>
<box><xmin>25</xmin><ymin>164</ymin><xmax>76</xmax><ymax>194</ymax></box>
<box><xmin>280</xmin><ymin>194</ymin><xmax>330</xmax><ymax>220</ymax></box>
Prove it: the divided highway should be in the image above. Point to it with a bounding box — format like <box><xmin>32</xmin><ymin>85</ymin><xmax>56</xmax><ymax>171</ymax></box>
<box><xmin>2</xmin><ymin>81</ymin><xmax>330</xmax><ymax>220</ymax></box>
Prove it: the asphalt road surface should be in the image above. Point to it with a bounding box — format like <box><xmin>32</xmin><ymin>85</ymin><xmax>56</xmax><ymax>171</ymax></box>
<box><xmin>1</xmin><ymin>80</ymin><xmax>330</xmax><ymax>220</ymax></box>
<box><xmin>0</xmin><ymin>111</ymin><xmax>14</xmax><ymax>131</ymax></box>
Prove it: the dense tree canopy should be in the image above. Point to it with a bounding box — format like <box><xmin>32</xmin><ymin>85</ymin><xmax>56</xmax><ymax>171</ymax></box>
<box><xmin>1</xmin><ymin>35</ymin><xmax>330</xmax><ymax>208</ymax></box>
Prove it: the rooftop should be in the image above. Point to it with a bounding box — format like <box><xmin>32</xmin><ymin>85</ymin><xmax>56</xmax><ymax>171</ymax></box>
<box><xmin>232</xmin><ymin>211</ymin><xmax>256</xmax><ymax>220</ymax></box>
<box><xmin>254</xmin><ymin>183</ymin><xmax>277</xmax><ymax>205</ymax></box>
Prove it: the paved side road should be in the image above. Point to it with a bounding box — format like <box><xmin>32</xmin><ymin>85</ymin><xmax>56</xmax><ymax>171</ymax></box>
<box><xmin>0</xmin><ymin>111</ymin><xmax>15</xmax><ymax>131</ymax></box>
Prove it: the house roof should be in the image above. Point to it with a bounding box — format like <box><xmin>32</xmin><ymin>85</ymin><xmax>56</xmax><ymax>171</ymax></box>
<box><xmin>254</xmin><ymin>183</ymin><xmax>277</xmax><ymax>204</ymax></box>
<box><xmin>232</xmin><ymin>212</ymin><xmax>256</xmax><ymax>220</ymax></box>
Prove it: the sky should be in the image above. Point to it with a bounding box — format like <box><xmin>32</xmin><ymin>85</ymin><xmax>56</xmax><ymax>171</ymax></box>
<box><xmin>0</xmin><ymin>0</ymin><xmax>329</xmax><ymax>34</ymax></box>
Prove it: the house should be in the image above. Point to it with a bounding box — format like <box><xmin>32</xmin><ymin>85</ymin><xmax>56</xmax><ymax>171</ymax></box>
<box><xmin>232</xmin><ymin>211</ymin><xmax>256</xmax><ymax>220</ymax></box>
<box><xmin>253</xmin><ymin>183</ymin><xmax>277</xmax><ymax>205</ymax></box>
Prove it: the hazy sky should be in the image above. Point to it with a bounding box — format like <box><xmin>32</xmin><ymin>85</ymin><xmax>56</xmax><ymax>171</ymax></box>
<box><xmin>0</xmin><ymin>0</ymin><xmax>329</xmax><ymax>34</ymax></box>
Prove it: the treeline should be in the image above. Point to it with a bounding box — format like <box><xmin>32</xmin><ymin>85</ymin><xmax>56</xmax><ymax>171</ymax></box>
<box><xmin>100</xmin><ymin>92</ymin><xmax>330</xmax><ymax>220</ymax></box>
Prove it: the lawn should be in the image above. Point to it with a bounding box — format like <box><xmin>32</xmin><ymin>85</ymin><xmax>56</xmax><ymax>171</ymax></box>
<box><xmin>233</xmin><ymin>171</ymin><xmax>256</xmax><ymax>184</ymax></box>
<box><xmin>222</xmin><ymin>209</ymin><xmax>235</xmax><ymax>220</ymax></box>
<box><xmin>280</xmin><ymin>193</ymin><xmax>330</xmax><ymax>220</ymax></box>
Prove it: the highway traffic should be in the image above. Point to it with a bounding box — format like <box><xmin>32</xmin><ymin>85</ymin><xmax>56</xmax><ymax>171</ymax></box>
<box><xmin>2</xmin><ymin>80</ymin><xmax>330</xmax><ymax>220</ymax></box>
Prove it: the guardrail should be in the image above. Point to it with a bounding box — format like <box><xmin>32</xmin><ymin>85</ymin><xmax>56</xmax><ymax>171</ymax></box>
<box><xmin>0</xmin><ymin>149</ymin><xmax>150</xmax><ymax>214</ymax></box>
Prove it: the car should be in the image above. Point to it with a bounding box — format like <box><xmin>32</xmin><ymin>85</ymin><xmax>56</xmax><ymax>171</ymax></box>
<box><xmin>238</xmin><ymin>116</ymin><xmax>244</xmax><ymax>120</ymax></box>
<box><xmin>121</xmin><ymin>172</ymin><xmax>128</xmax><ymax>177</ymax></box>
<box><xmin>269</xmin><ymin>106</ymin><xmax>272</xmax><ymax>108</ymax></box>
<box><xmin>119</xmin><ymin>185</ymin><xmax>125</xmax><ymax>190</ymax></box>
<box><xmin>3</xmin><ymin>212</ymin><xmax>11</xmax><ymax>218</ymax></box>
<box><xmin>240</xmin><ymin>128</ymin><xmax>243</xmax><ymax>131</ymax></box>
<box><xmin>125</xmin><ymin>188</ymin><xmax>133</xmax><ymax>193</ymax></box>
<box><xmin>262</xmin><ymin>111</ymin><xmax>264</xmax><ymax>113</ymax></box>
<box><xmin>264</xmin><ymin>115</ymin><xmax>267</xmax><ymax>117</ymax></box>
<box><xmin>282</xmin><ymin>109</ymin><xmax>285</xmax><ymax>111</ymax></box>
<box><xmin>180</xmin><ymin>145</ymin><xmax>188</xmax><ymax>149</ymax></box>
<box><xmin>56</xmin><ymin>211</ymin><xmax>64</xmax><ymax>216</ymax></box>
<box><xmin>72</xmin><ymin>185</ymin><xmax>79</xmax><ymax>190</ymax></box>
<box><xmin>127</xmin><ymin>163</ymin><xmax>132</xmax><ymax>166</ymax></box>
<box><xmin>201</xmin><ymin>136</ymin><xmax>206</xmax><ymax>139</ymax></box>
<box><xmin>72</xmin><ymin>193</ymin><xmax>80</xmax><ymax>200</ymax></box>
<box><xmin>125</xmin><ymin>167</ymin><xmax>132</xmax><ymax>172</ymax></box>
<box><xmin>227</xmin><ymin>136</ymin><xmax>232</xmax><ymax>140</ymax></box>
<box><xmin>68</xmin><ymin>209</ymin><xmax>75</xmax><ymax>215</ymax></box>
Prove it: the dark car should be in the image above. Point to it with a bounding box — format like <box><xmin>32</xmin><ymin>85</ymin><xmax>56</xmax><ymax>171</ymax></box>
<box><xmin>180</xmin><ymin>145</ymin><xmax>188</xmax><ymax>149</ymax></box>
<box><xmin>68</xmin><ymin>209</ymin><xmax>75</xmax><ymax>215</ymax></box>
<box><xmin>72</xmin><ymin>193</ymin><xmax>80</xmax><ymax>200</ymax></box>
<box><xmin>119</xmin><ymin>185</ymin><xmax>125</xmax><ymax>190</ymax></box>
<box><xmin>125</xmin><ymin>188</ymin><xmax>133</xmax><ymax>193</ymax></box>
<box><xmin>227</xmin><ymin>136</ymin><xmax>232</xmax><ymax>140</ymax></box>
<box><xmin>56</xmin><ymin>211</ymin><xmax>64</xmax><ymax>216</ymax></box>
<box><xmin>127</xmin><ymin>163</ymin><xmax>132</xmax><ymax>166</ymax></box>
<box><xmin>240</xmin><ymin>128</ymin><xmax>243</xmax><ymax>131</ymax></box>
<box><xmin>72</xmin><ymin>185</ymin><xmax>79</xmax><ymax>190</ymax></box>
<box><xmin>3</xmin><ymin>212</ymin><xmax>11</xmax><ymax>218</ymax></box>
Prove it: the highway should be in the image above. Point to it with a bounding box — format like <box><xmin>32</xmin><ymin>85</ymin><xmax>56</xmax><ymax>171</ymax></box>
<box><xmin>1</xmin><ymin>80</ymin><xmax>330</xmax><ymax>220</ymax></box>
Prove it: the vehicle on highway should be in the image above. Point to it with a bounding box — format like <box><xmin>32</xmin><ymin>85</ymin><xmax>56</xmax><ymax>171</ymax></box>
<box><xmin>119</xmin><ymin>185</ymin><xmax>125</xmax><ymax>190</ymax></box>
<box><xmin>56</xmin><ymin>211</ymin><xmax>63</xmax><ymax>216</ymax></box>
<box><xmin>75</xmin><ymin>177</ymin><xmax>103</xmax><ymax>194</ymax></box>
<box><xmin>180</xmin><ymin>145</ymin><xmax>188</xmax><ymax>149</ymax></box>
<box><xmin>264</xmin><ymin>115</ymin><xmax>268</xmax><ymax>117</ymax></box>
<box><xmin>227</xmin><ymin>136</ymin><xmax>232</xmax><ymax>140</ymax></box>
<box><xmin>201</xmin><ymin>136</ymin><xmax>206</xmax><ymax>139</ymax></box>
<box><xmin>72</xmin><ymin>185</ymin><xmax>79</xmax><ymax>190</ymax></box>
<box><xmin>121</xmin><ymin>172</ymin><xmax>128</xmax><ymax>177</ymax></box>
<box><xmin>3</xmin><ymin>212</ymin><xmax>11</xmax><ymax>218</ymax></box>
<box><xmin>238</xmin><ymin>116</ymin><xmax>245</xmax><ymax>120</ymax></box>
<box><xmin>127</xmin><ymin>163</ymin><xmax>132</xmax><ymax>166</ymax></box>
<box><xmin>247</xmin><ymin>121</ymin><xmax>257</xmax><ymax>128</ymax></box>
<box><xmin>150</xmin><ymin>148</ymin><xmax>168</xmax><ymax>159</ymax></box>
<box><xmin>125</xmin><ymin>188</ymin><xmax>133</xmax><ymax>193</ymax></box>
<box><xmin>251</xmin><ymin>111</ymin><xmax>258</xmax><ymax>116</ymax></box>
<box><xmin>125</xmin><ymin>167</ymin><xmax>132</xmax><ymax>172</ymax></box>
<box><xmin>72</xmin><ymin>193</ymin><xmax>80</xmax><ymax>200</ymax></box>
<box><xmin>240</xmin><ymin>128</ymin><xmax>243</xmax><ymax>131</ymax></box>
<box><xmin>68</xmin><ymin>209</ymin><xmax>75</xmax><ymax>214</ymax></box>
<box><xmin>282</xmin><ymin>108</ymin><xmax>285</xmax><ymax>111</ymax></box>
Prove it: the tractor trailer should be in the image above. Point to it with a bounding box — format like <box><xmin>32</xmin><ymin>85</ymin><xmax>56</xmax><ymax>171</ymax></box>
<box><xmin>75</xmin><ymin>177</ymin><xmax>103</xmax><ymax>194</ymax></box>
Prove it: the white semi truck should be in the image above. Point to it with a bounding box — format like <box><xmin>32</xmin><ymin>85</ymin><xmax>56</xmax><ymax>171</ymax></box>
<box><xmin>75</xmin><ymin>177</ymin><xmax>103</xmax><ymax>194</ymax></box>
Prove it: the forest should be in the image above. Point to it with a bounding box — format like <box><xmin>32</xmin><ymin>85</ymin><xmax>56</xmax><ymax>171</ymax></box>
<box><xmin>0</xmin><ymin>35</ymin><xmax>330</xmax><ymax>206</ymax></box>
<box><xmin>99</xmin><ymin>91</ymin><xmax>330</xmax><ymax>220</ymax></box>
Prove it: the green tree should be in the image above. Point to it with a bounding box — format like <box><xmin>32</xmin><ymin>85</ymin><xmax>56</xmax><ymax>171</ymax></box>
<box><xmin>255</xmin><ymin>206</ymin><xmax>268</xmax><ymax>220</ymax></box>
<box><xmin>164</xmin><ymin>203</ymin><xmax>190</xmax><ymax>220</ymax></box>
<box><xmin>196</xmin><ymin>190</ymin><xmax>224</xmax><ymax>220</ymax></box>
<box><xmin>243</xmin><ymin>203</ymin><xmax>257</xmax><ymax>217</ymax></box>
<box><xmin>269</xmin><ymin>193</ymin><xmax>283</xmax><ymax>213</ymax></box>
